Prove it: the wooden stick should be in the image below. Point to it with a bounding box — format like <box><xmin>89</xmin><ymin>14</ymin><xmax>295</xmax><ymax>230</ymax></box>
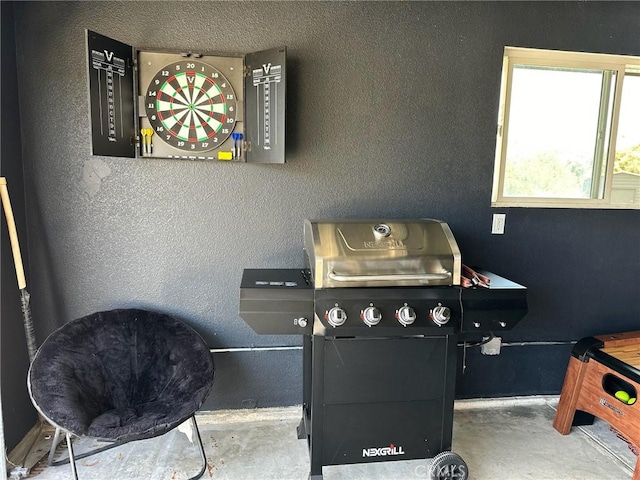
<box><xmin>0</xmin><ymin>177</ymin><xmax>27</xmax><ymax>290</ymax></box>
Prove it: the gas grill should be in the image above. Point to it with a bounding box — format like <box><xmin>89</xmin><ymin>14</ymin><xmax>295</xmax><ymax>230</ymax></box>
<box><xmin>239</xmin><ymin>219</ymin><xmax>527</xmax><ymax>479</ymax></box>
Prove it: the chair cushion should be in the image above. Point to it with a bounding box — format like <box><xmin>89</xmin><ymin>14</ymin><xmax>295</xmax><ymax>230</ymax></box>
<box><xmin>28</xmin><ymin>309</ymin><xmax>214</xmax><ymax>442</ymax></box>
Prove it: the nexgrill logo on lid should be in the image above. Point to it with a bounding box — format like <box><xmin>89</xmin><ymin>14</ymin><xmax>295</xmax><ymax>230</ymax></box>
<box><xmin>363</xmin><ymin>239</ymin><xmax>406</xmax><ymax>249</ymax></box>
<box><xmin>362</xmin><ymin>443</ymin><xmax>405</xmax><ymax>457</ymax></box>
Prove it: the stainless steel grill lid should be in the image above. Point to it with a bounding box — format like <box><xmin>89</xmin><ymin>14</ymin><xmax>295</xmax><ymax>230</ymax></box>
<box><xmin>304</xmin><ymin>219</ymin><xmax>461</xmax><ymax>288</ymax></box>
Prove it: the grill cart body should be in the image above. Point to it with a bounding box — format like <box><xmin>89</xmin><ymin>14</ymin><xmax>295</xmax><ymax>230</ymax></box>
<box><xmin>240</xmin><ymin>220</ymin><xmax>527</xmax><ymax>479</ymax></box>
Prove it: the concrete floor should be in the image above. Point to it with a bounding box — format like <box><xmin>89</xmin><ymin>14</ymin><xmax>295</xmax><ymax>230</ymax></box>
<box><xmin>19</xmin><ymin>397</ymin><xmax>638</xmax><ymax>480</ymax></box>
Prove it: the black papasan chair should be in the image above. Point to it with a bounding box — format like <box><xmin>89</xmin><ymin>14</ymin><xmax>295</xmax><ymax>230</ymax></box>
<box><xmin>27</xmin><ymin>308</ymin><xmax>214</xmax><ymax>480</ymax></box>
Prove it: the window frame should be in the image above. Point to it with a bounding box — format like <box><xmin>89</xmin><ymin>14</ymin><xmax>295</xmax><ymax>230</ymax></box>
<box><xmin>491</xmin><ymin>47</ymin><xmax>640</xmax><ymax>209</ymax></box>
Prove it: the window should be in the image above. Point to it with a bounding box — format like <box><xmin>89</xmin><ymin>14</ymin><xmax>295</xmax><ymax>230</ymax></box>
<box><xmin>492</xmin><ymin>47</ymin><xmax>640</xmax><ymax>209</ymax></box>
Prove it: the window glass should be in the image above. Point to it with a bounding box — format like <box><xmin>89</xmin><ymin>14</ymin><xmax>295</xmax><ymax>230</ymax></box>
<box><xmin>492</xmin><ymin>47</ymin><xmax>640</xmax><ymax>209</ymax></box>
<box><xmin>504</xmin><ymin>66</ymin><xmax>613</xmax><ymax>199</ymax></box>
<box><xmin>612</xmin><ymin>74</ymin><xmax>640</xmax><ymax>205</ymax></box>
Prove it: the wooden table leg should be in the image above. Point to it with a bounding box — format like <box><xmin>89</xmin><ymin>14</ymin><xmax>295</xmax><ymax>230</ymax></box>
<box><xmin>553</xmin><ymin>356</ymin><xmax>588</xmax><ymax>434</ymax></box>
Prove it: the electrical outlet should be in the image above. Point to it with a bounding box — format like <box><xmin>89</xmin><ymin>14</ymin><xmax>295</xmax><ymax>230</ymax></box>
<box><xmin>492</xmin><ymin>213</ymin><xmax>506</xmax><ymax>234</ymax></box>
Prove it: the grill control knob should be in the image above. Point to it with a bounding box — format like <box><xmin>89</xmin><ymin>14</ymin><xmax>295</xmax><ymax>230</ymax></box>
<box><xmin>430</xmin><ymin>304</ymin><xmax>451</xmax><ymax>326</ymax></box>
<box><xmin>395</xmin><ymin>305</ymin><xmax>416</xmax><ymax>326</ymax></box>
<box><xmin>360</xmin><ymin>306</ymin><xmax>382</xmax><ymax>327</ymax></box>
<box><xmin>326</xmin><ymin>307</ymin><xmax>347</xmax><ymax>327</ymax></box>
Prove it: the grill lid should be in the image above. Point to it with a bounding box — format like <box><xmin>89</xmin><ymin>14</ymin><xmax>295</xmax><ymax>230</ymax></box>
<box><xmin>304</xmin><ymin>219</ymin><xmax>461</xmax><ymax>288</ymax></box>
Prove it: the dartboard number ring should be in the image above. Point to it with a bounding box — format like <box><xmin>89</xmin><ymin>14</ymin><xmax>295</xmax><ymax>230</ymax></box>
<box><xmin>145</xmin><ymin>60</ymin><xmax>237</xmax><ymax>153</ymax></box>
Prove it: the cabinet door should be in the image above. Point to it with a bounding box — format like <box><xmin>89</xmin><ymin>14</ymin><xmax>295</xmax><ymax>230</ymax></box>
<box><xmin>86</xmin><ymin>30</ymin><xmax>136</xmax><ymax>158</ymax></box>
<box><xmin>244</xmin><ymin>47</ymin><xmax>286</xmax><ymax>163</ymax></box>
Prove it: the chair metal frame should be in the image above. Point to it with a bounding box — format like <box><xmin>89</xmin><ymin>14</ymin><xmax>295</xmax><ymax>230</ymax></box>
<box><xmin>45</xmin><ymin>415</ymin><xmax>207</xmax><ymax>480</ymax></box>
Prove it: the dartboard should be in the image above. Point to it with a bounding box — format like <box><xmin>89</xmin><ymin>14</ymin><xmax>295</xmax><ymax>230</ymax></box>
<box><xmin>145</xmin><ymin>60</ymin><xmax>237</xmax><ymax>152</ymax></box>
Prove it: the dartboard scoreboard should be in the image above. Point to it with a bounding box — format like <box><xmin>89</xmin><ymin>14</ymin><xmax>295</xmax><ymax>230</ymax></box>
<box><xmin>86</xmin><ymin>30</ymin><xmax>286</xmax><ymax>163</ymax></box>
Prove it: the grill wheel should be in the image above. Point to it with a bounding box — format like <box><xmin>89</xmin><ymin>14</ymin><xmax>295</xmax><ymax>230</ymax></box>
<box><xmin>428</xmin><ymin>451</ymin><xmax>469</xmax><ymax>480</ymax></box>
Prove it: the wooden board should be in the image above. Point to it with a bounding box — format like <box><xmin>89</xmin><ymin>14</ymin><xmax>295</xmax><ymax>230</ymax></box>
<box><xmin>596</xmin><ymin>330</ymin><xmax>640</xmax><ymax>348</ymax></box>
<box><xmin>602</xmin><ymin>344</ymin><xmax>640</xmax><ymax>369</ymax></box>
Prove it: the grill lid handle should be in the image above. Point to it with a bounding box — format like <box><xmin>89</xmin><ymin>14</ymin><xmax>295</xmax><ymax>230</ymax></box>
<box><xmin>327</xmin><ymin>271</ymin><xmax>452</xmax><ymax>283</ymax></box>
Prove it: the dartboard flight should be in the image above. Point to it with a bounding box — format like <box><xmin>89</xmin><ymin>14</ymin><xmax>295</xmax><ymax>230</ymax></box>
<box><xmin>86</xmin><ymin>30</ymin><xmax>286</xmax><ymax>163</ymax></box>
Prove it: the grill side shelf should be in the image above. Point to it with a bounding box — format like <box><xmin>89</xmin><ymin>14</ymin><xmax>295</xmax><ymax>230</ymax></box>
<box><xmin>239</xmin><ymin>268</ymin><xmax>314</xmax><ymax>335</ymax></box>
<box><xmin>460</xmin><ymin>270</ymin><xmax>528</xmax><ymax>333</ymax></box>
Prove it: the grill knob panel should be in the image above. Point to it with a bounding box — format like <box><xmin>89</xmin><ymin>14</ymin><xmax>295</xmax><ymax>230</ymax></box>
<box><xmin>396</xmin><ymin>305</ymin><xmax>416</xmax><ymax>326</ymax></box>
<box><xmin>326</xmin><ymin>307</ymin><xmax>347</xmax><ymax>327</ymax></box>
<box><xmin>430</xmin><ymin>304</ymin><xmax>451</xmax><ymax>326</ymax></box>
<box><xmin>360</xmin><ymin>306</ymin><xmax>382</xmax><ymax>327</ymax></box>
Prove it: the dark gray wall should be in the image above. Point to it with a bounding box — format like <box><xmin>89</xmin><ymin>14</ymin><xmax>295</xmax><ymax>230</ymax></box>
<box><xmin>7</xmin><ymin>0</ymin><xmax>640</xmax><ymax>422</ymax></box>
<box><xmin>1</xmin><ymin>1</ymin><xmax>37</xmax><ymax>451</ymax></box>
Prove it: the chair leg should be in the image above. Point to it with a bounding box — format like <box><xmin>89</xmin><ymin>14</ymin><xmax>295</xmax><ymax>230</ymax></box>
<box><xmin>47</xmin><ymin>416</ymin><xmax>207</xmax><ymax>480</ymax></box>
<box><xmin>47</xmin><ymin>427</ymin><xmax>64</xmax><ymax>466</ymax></box>
<box><xmin>187</xmin><ymin>415</ymin><xmax>208</xmax><ymax>480</ymax></box>
<box><xmin>65</xmin><ymin>431</ymin><xmax>79</xmax><ymax>480</ymax></box>
<box><xmin>50</xmin><ymin>440</ymin><xmax>124</xmax><ymax>465</ymax></box>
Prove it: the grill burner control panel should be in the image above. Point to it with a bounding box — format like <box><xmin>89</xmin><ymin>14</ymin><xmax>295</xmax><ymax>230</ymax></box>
<box><xmin>314</xmin><ymin>291</ymin><xmax>460</xmax><ymax>336</ymax></box>
<box><xmin>239</xmin><ymin>268</ymin><xmax>527</xmax><ymax>336</ymax></box>
<box><xmin>325</xmin><ymin>304</ymin><xmax>449</xmax><ymax>329</ymax></box>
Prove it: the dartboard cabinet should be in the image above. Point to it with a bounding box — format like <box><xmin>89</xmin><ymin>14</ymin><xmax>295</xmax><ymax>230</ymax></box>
<box><xmin>86</xmin><ymin>30</ymin><xmax>286</xmax><ymax>163</ymax></box>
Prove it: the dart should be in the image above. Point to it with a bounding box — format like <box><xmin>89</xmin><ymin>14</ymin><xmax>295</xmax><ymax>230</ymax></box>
<box><xmin>232</xmin><ymin>132</ymin><xmax>239</xmax><ymax>158</ymax></box>
<box><xmin>232</xmin><ymin>132</ymin><xmax>243</xmax><ymax>159</ymax></box>
<box><xmin>145</xmin><ymin>128</ymin><xmax>154</xmax><ymax>155</ymax></box>
<box><xmin>140</xmin><ymin>129</ymin><xmax>148</xmax><ymax>155</ymax></box>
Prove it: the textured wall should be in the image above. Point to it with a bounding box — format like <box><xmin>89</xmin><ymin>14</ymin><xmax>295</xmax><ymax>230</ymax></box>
<box><xmin>10</xmin><ymin>1</ymin><xmax>640</xmax><ymax>412</ymax></box>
